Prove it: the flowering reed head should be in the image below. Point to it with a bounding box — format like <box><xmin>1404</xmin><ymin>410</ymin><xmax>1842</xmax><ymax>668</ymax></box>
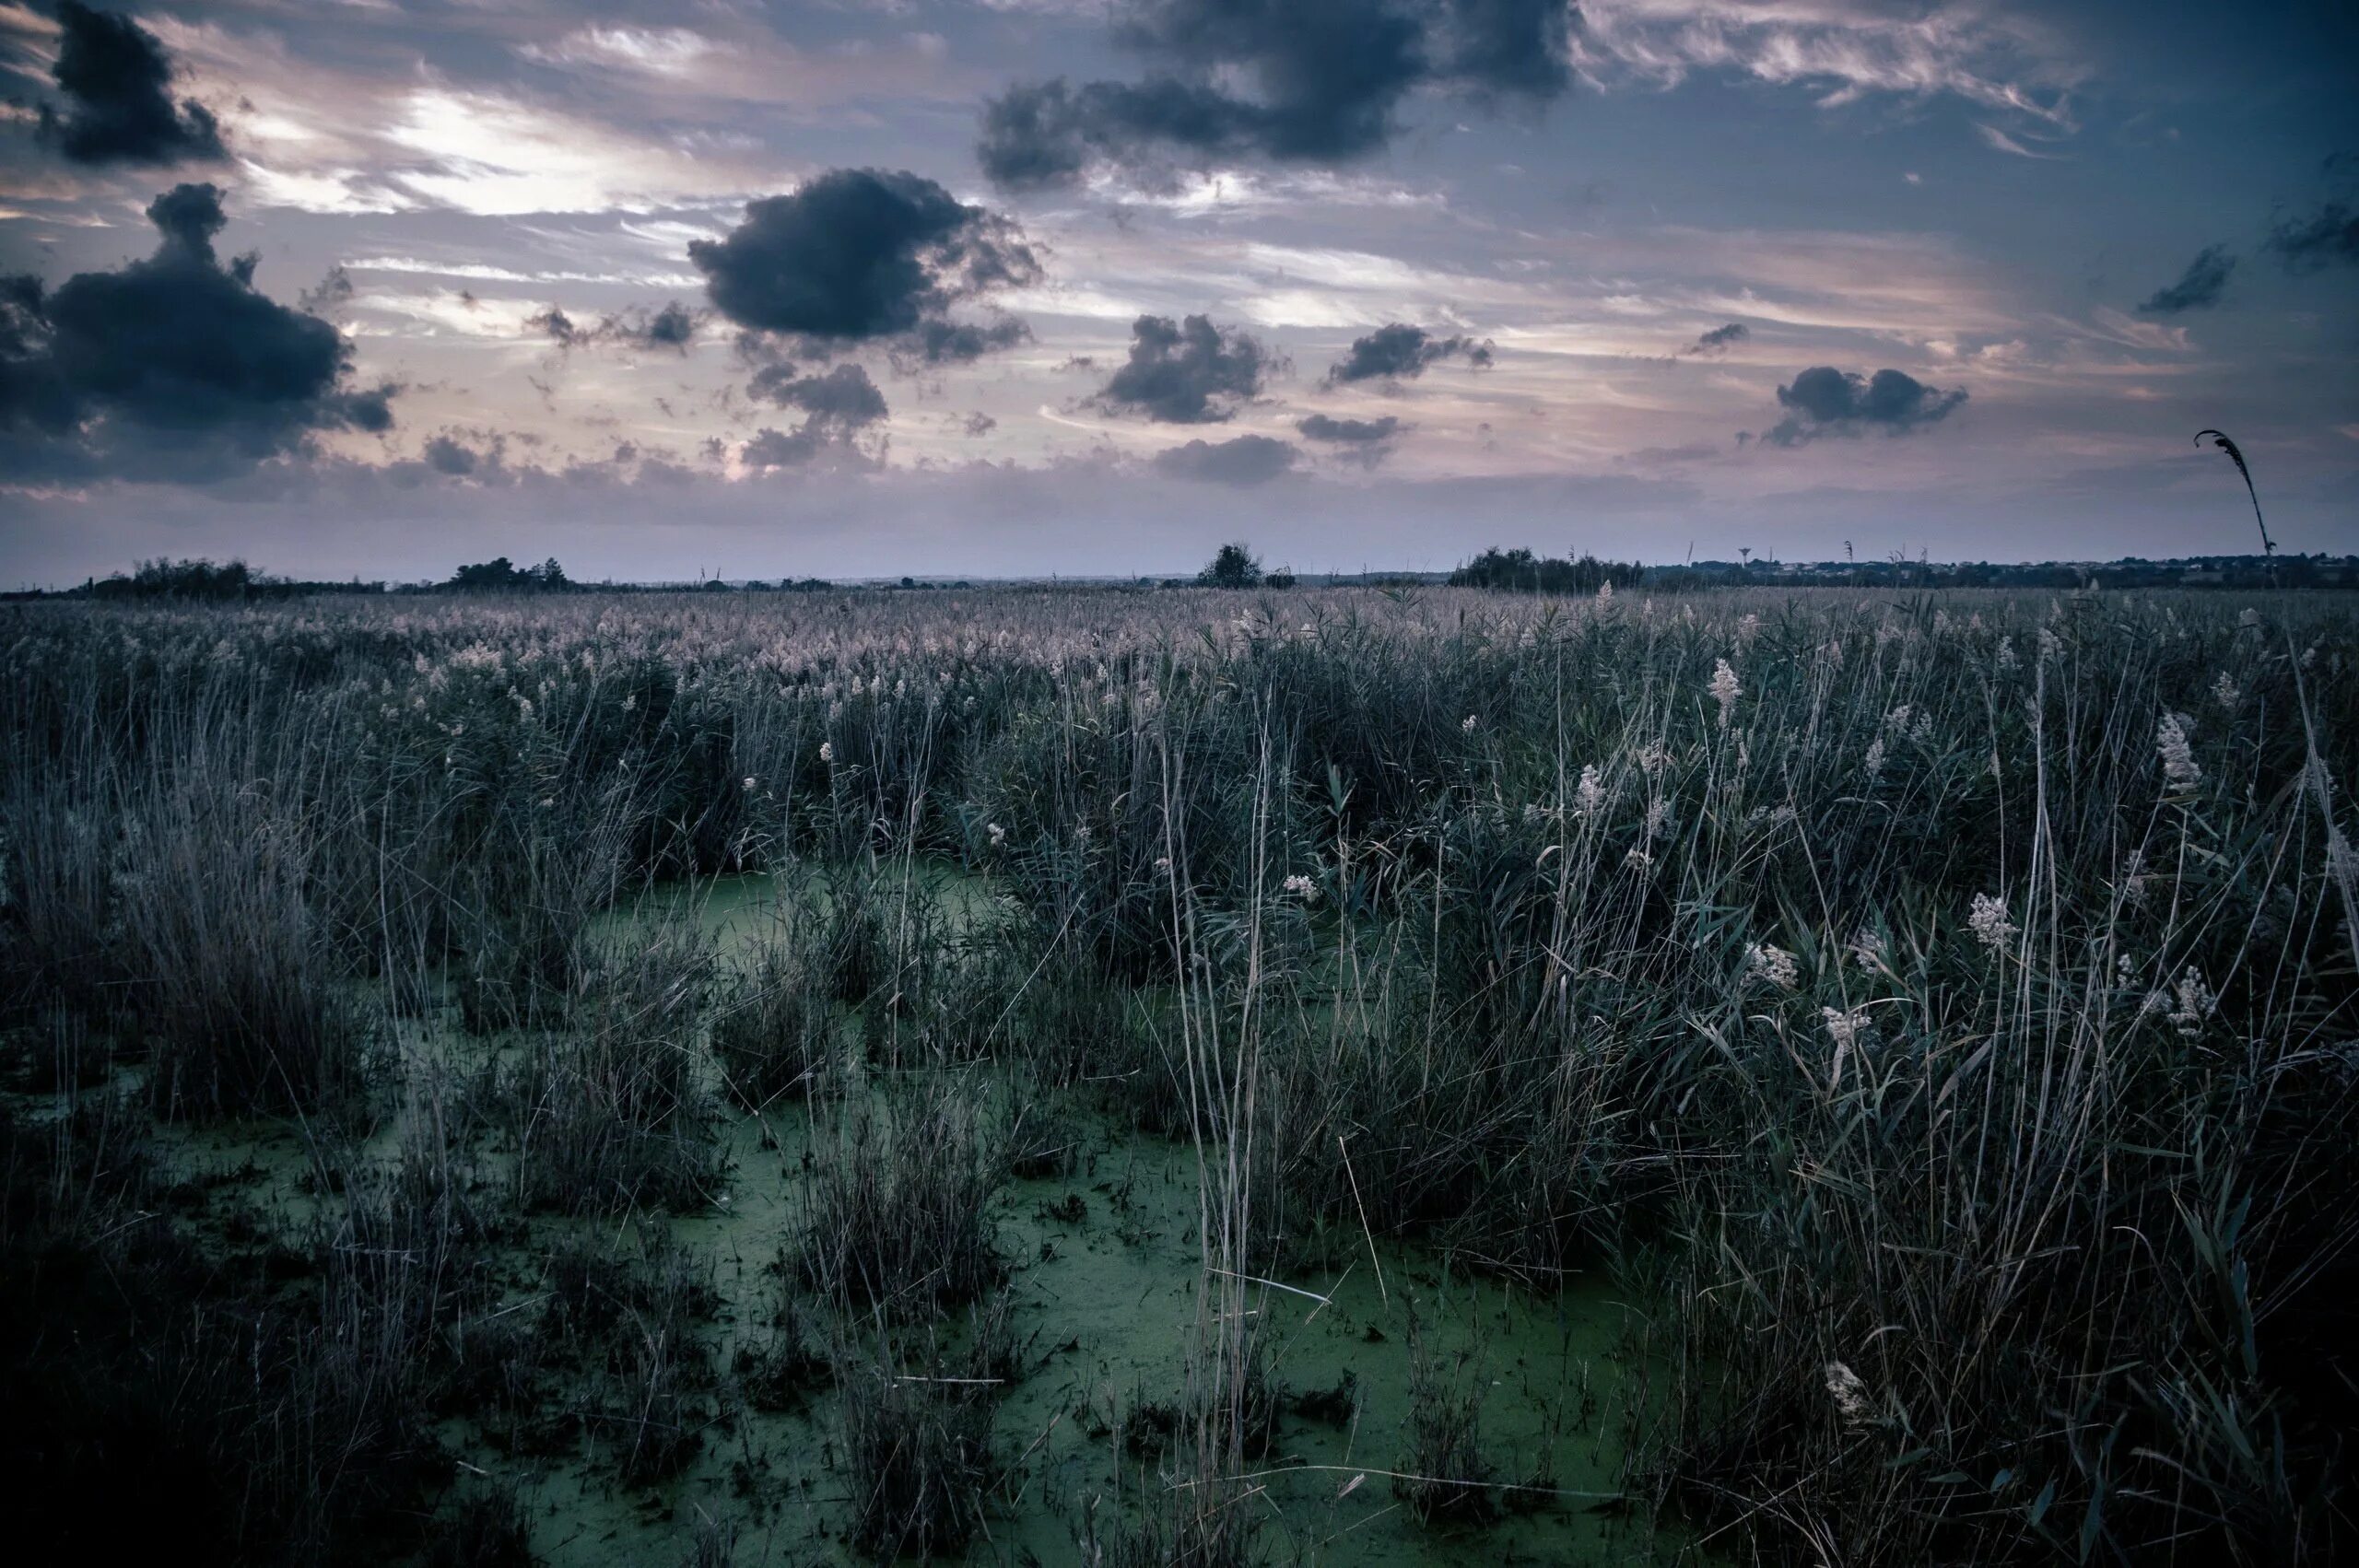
<box><xmin>1709</xmin><ymin>659</ymin><xmax>1741</xmax><ymax>728</ymax></box>
<box><xmin>2155</xmin><ymin>713</ymin><xmax>2201</xmax><ymax>790</ymax></box>
<box><xmin>1967</xmin><ymin>891</ymin><xmax>2015</xmax><ymax>953</ymax></box>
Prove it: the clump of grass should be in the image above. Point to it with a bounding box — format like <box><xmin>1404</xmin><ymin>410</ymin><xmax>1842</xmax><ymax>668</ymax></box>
<box><xmin>798</xmin><ymin>1081</ymin><xmax>1003</xmax><ymax>1315</ymax></box>
<box><xmin>542</xmin><ymin>1227</ymin><xmax>719</xmax><ymax>1349</ymax></box>
<box><xmin>1005</xmin><ymin>1083</ymin><xmax>1086</xmax><ymax>1179</ymax></box>
<box><xmin>450</xmin><ymin>784</ymin><xmax>637</xmax><ymax>1034</ymax></box>
<box><xmin>989</xmin><ymin>949</ymin><xmax>1140</xmax><ymax>1086</ymax></box>
<box><xmin>113</xmin><ymin>777</ymin><xmax>379</xmax><ymax>1119</ymax></box>
<box><xmin>507</xmin><ymin>927</ymin><xmax>718</xmax><ymax>1213</ymax></box>
<box><xmin>732</xmin><ymin>1282</ymin><xmax>827</xmax><ymax>1412</ymax></box>
<box><xmin>835</xmin><ymin>1344</ymin><xmax>999</xmax><ymax>1559</ymax></box>
<box><xmin>320</xmin><ymin>1122</ymin><xmax>508</xmax><ymax>1393</ymax></box>
<box><xmin>0</xmin><ymin>783</ymin><xmax>119</xmax><ymax>1019</ymax></box>
<box><xmin>1291</xmin><ymin>1368</ymin><xmax>1359</xmax><ymax>1425</ymax></box>
<box><xmin>805</xmin><ymin>860</ymin><xmax>944</xmax><ymax>1007</ymax></box>
<box><xmin>710</xmin><ymin>928</ymin><xmax>838</xmax><ymax>1108</ymax></box>
<box><xmin>1395</xmin><ymin>1310</ymin><xmax>1499</xmax><ymax>1523</ymax></box>
<box><xmin>536</xmin><ymin>1227</ymin><xmax>719</xmax><ymax>1483</ymax></box>
<box><xmin>960</xmin><ymin>1283</ymin><xmax>1030</xmax><ymax>1386</ymax></box>
<box><xmin>612</xmin><ymin>1307</ymin><xmax>709</xmax><ymax>1484</ymax></box>
<box><xmin>1074</xmin><ymin>1489</ymin><xmax>1255</xmax><ymax>1568</ymax></box>
<box><xmin>1116</xmin><ymin>1395</ymin><xmax>1180</xmax><ymax>1458</ymax></box>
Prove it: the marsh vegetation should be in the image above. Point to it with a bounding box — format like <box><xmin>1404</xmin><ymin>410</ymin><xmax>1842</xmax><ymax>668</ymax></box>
<box><xmin>2</xmin><ymin>583</ymin><xmax>2353</xmax><ymax>1564</ymax></box>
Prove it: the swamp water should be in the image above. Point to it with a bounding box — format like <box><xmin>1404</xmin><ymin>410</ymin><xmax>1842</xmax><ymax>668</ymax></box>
<box><xmin>146</xmin><ymin>867</ymin><xmax>1680</xmax><ymax>1565</ymax></box>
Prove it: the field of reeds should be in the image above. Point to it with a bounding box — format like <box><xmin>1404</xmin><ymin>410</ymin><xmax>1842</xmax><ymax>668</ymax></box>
<box><xmin>2</xmin><ymin>582</ymin><xmax>2354</xmax><ymax>1565</ymax></box>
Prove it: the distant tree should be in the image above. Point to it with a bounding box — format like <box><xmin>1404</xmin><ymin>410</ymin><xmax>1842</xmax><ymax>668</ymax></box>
<box><xmin>1196</xmin><ymin>542</ymin><xmax>1264</xmax><ymax>589</ymax></box>
<box><xmin>449</xmin><ymin>556</ymin><xmax>569</xmax><ymax>591</ymax></box>
<box><xmin>450</xmin><ymin>556</ymin><xmax>523</xmax><ymax>590</ymax></box>
<box><xmin>1265</xmin><ymin>570</ymin><xmax>1297</xmax><ymax>589</ymax></box>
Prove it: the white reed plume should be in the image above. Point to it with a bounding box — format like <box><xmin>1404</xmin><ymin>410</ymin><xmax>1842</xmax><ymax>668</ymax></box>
<box><xmin>1746</xmin><ymin>942</ymin><xmax>1799</xmax><ymax>989</ymax></box>
<box><xmin>1709</xmin><ymin>658</ymin><xmax>1741</xmax><ymax>728</ymax></box>
<box><xmin>2155</xmin><ymin>713</ymin><xmax>2201</xmax><ymax>789</ymax></box>
<box><xmin>1821</xmin><ymin>1006</ymin><xmax>1871</xmax><ymax>1048</ymax></box>
<box><xmin>1967</xmin><ymin>892</ymin><xmax>2016</xmax><ymax>953</ymax></box>
<box><xmin>1825</xmin><ymin>1362</ymin><xmax>1873</xmax><ymax>1429</ymax></box>
<box><xmin>1574</xmin><ymin>764</ymin><xmax>1605</xmax><ymax>816</ymax></box>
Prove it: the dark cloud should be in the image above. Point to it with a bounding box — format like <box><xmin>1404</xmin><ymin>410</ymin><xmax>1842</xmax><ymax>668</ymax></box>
<box><xmin>1297</xmin><ymin>413</ymin><xmax>1402</xmax><ymax>443</ymax></box>
<box><xmin>739</xmin><ymin>362</ymin><xmax>888</xmax><ymax>471</ymax></box>
<box><xmin>747</xmin><ymin>362</ymin><xmax>890</xmax><ymax>429</ymax></box>
<box><xmin>36</xmin><ymin>1</ymin><xmax>227</xmax><ymax>168</ymax></box>
<box><xmin>1090</xmin><ymin>313</ymin><xmax>1277</xmax><ymax>423</ymax></box>
<box><xmin>978</xmin><ymin>0</ymin><xmax>1571</xmax><ymax>189</ymax></box>
<box><xmin>299</xmin><ymin>264</ymin><xmax>356</xmax><ymax>319</ymax></box>
<box><xmin>1684</xmin><ymin>322</ymin><xmax>1748</xmax><ymax>356</ymax></box>
<box><xmin>963</xmin><ymin>412</ymin><xmax>998</xmax><ymax>437</ymax></box>
<box><xmin>898</xmin><ymin>314</ymin><xmax>1032</xmax><ymax>368</ymax></box>
<box><xmin>689</xmin><ymin>170</ymin><xmax>1039</xmax><ymax>360</ymax></box>
<box><xmin>529</xmin><ymin>300</ymin><xmax>704</xmax><ymax>352</ymax></box>
<box><xmin>421</xmin><ymin>433</ymin><xmax>503</xmax><ymax>478</ymax></box>
<box><xmin>2137</xmin><ymin>245</ymin><xmax>2236</xmax><ymax>314</ymax></box>
<box><xmin>2265</xmin><ymin>204</ymin><xmax>2358</xmax><ymax>272</ymax></box>
<box><xmin>1324</xmin><ymin>322</ymin><xmax>1492</xmax><ymax>385</ymax></box>
<box><xmin>740</xmin><ymin>426</ymin><xmax>857</xmax><ymax>472</ymax></box>
<box><xmin>635</xmin><ymin>300</ymin><xmax>698</xmax><ymax>349</ymax></box>
<box><xmin>1763</xmin><ymin>367</ymin><xmax>1966</xmax><ymax>447</ymax></box>
<box><xmin>1149</xmin><ymin>432</ymin><xmax>1299</xmax><ymax>485</ymax></box>
<box><xmin>0</xmin><ymin>275</ymin><xmax>71</xmax><ymax>434</ymax></box>
<box><xmin>527</xmin><ymin>305</ymin><xmax>581</xmax><ymax>346</ymax></box>
<box><xmin>1297</xmin><ymin>411</ymin><xmax>1402</xmax><ymax>467</ymax></box>
<box><xmin>146</xmin><ymin>180</ymin><xmax>228</xmax><ymax>257</ymax></box>
<box><xmin>0</xmin><ymin>183</ymin><xmax>397</xmax><ymax>484</ymax></box>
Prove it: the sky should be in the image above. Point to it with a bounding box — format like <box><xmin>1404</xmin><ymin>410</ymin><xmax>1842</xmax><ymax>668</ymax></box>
<box><xmin>0</xmin><ymin>0</ymin><xmax>2354</xmax><ymax>585</ymax></box>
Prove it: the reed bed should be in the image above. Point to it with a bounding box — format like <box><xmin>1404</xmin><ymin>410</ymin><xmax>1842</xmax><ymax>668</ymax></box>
<box><xmin>0</xmin><ymin>581</ymin><xmax>2352</xmax><ymax>1563</ymax></box>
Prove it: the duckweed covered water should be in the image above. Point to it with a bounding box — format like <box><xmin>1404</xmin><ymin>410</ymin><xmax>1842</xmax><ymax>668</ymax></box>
<box><xmin>146</xmin><ymin>868</ymin><xmax>1680</xmax><ymax>1566</ymax></box>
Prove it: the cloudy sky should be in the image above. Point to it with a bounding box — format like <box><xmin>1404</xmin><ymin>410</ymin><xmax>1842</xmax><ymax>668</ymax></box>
<box><xmin>0</xmin><ymin>0</ymin><xmax>2353</xmax><ymax>584</ymax></box>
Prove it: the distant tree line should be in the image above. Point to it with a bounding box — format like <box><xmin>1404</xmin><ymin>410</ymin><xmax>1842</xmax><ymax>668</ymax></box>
<box><xmin>1449</xmin><ymin>548</ymin><xmax>1645</xmax><ymax>592</ymax></box>
<box><xmin>1640</xmin><ymin>553</ymin><xmax>2357</xmax><ymax>591</ymax></box>
<box><xmin>14</xmin><ymin>548</ymin><xmax>2352</xmax><ymax>604</ymax></box>
<box><xmin>78</xmin><ymin>558</ymin><xmax>385</xmax><ymax>602</ymax></box>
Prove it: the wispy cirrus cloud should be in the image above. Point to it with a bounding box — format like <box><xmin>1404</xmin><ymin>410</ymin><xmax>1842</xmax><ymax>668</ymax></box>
<box><xmin>1571</xmin><ymin>0</ymin><xmax>2083</xmax><ymax>132</ymax></box>
<box><xmin>515</xmin><ymin>21</ymin><xmax>976</xmax><ymax>106</ymax></box>
<box><xmin>128</xmin><ymin>17</ymin><xmax>793</xmax><ymax>216</ymax></box>
<box><xmin>344</xmin><ymin>256</ymin><xmax>703</xmax><ymax>289</ymax></box>
<box><xmin>1975</xmin><ymin>123</ymin><xmax>2064</xmax><ymax>159</ymax></box>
